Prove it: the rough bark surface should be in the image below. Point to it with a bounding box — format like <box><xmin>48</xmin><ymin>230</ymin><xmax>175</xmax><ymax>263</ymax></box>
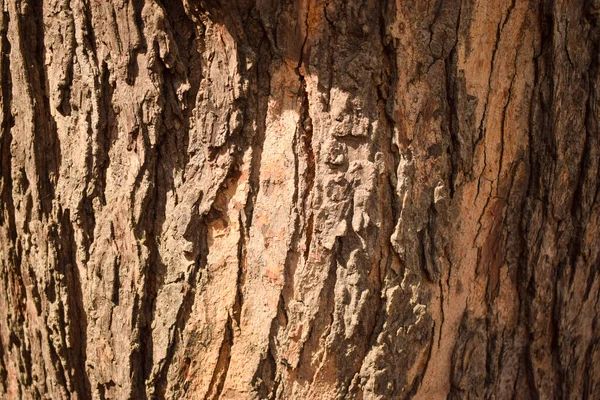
<box><xmin>1</xmin><ymin>0</ymin><xmax>599</xmax><ymax>398</ymax></box>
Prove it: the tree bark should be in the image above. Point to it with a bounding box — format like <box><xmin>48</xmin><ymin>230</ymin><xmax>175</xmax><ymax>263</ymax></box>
<box><xmin>1</xmin><ymin>0</ymin><xmax>599</xmax><ymax>398</ymax></box>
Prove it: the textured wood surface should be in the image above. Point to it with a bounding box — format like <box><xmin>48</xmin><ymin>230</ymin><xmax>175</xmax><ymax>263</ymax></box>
<box><xmin>0</xmin><ymin>0</ymin><xmax>599</xmax><ymax>398</ymax></box>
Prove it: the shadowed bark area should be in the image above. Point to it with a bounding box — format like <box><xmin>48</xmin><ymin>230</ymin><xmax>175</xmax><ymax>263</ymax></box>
<box><xmin>0</xmin><ymin>0</ymin><xmax>599</xmax><ymax>399</ymax></box>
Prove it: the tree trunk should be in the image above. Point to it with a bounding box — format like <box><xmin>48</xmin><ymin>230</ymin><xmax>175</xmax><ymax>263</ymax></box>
<box><xmin>1</xmin><ymin>0</ymin><xmax>599</xmax><ymax>398</ymax></box>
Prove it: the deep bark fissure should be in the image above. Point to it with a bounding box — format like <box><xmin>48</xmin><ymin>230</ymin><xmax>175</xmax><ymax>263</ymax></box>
<box><xmin>0</xmin><ymin>5</ymin><xmax>15</xmax><ymax>240</ymax></box>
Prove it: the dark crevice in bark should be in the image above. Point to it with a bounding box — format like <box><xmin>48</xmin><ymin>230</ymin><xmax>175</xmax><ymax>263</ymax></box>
<box><xmin>380</xmin><ymin>0</ymin><xmax>403</xmax><ymax>282</ymax></box>
<box><xmin>583</xmin><ymin>329</ymin><xmax>599</xmax><ymax>399</ymax></box>
<box><xmin>233</xmin><ymin>211</ymin><xmax>246</xmax><ymax>329</ymax></box>
<box><xmin>544</xmin><ymin>3</ymin><xmax>566</xmax><ymax>398</ymax></box>
<box><xmin>346</xmin><ymin>272</ymin><xmax>387</xmax><ymax>397</ymax></box>
<box><xmin>130</xmin><ymin>119</ymin><xmax>159</xmax><ymax>400</ymax></box>
<box><xmin>129</xmin><ymin>291</ymin><xmax>149</xmax><ymax>400</ymax></box>
<box><xmin>57</xmin><ymin>208</ymin><xmax>92</xmax><ymax>399</ymax></box>
<box><xmin>109</xmin><ymin>5</ymin><xmax>123</xmax><ymax>53</ymax></box>
<box><xmin>497</xmin><ymin>67</ymin><xmax>517</xmax><ymax>197</ymax></box>
<box><xmin>244</xmin><ymin>32</ymin><xmax>271</xmax><ymax>239</ymax></box>
<box><xmin>0</xmin><ymin>333</ymin><xmax>7</xmax><ymax>393</ymax></box>
<box><xmin>299</xmin><ymin>96</ymin><xmax>315</xmax><ymax>270</ymax></box>
<box><xmin>138</xmin><ymin>49</ymin><xmax>194</xmax><ymax>399</ymax></box>
<box><xmin>322</xmin><ymin>1</ymin><xmax>336</xmax><ymax>111</ymax></box>
<box><xmin>572</xmin><ymin>10</ymin><xmax>600</xmax><ymax>303</ymax></box>
<box><xmin>150</xmin><ymin>220</ymin><xmax>209</xmax><ymax>399</ymax></box>
<box><xmin>445</xmin><ymin>37</ymin><xmax>459</xmax><ymax>199</ymax></box>
<box><xmin>7</xmin><ymin>302</ymin><xmax>31</xmax><ymax>390</ymax></box>
<box><xmin>204</xmin><ymin>314</ymin><xmax>234</xmax><ymax>400</ymax></box>
<box><xmin>271</xmin><ymin>124</ymin><xmax>302</xmax><ymax>354</ymax></box>
<box><xmin>81</xmin><ymin>0</ymin><xmax>98</xmax><ymax>62</ymax></box>
<box><xmin>17</xmin><ymin>0</ymin><xmax>61</xmax><ymax>217</ymax></box>
<box><xmin>163</xmin><ymin>0</ymin><xmax>203</xmax><ymax>170</ymax></box>
<box><xmin>0</xmin><ymin>6</ymin><xmax>15</xmax><ymax>241</ymax></box>
<box><xmin>6</xmin><ymin>289</ymin><xmax>32</xmax><ymax>392</ymax></box>
<box><xmin>484</xmin><ymin>312</ymin><xmax>496</xmax><ymax>388</ymax></box>
<box><xmin>77</xmin><ymin>61</ymin><xmax>116</xmax><ymax>263</ymax></box>
<box><xmin>251</xmin><ymin>332</ymin><xmax>278</xmax><ymax>399</ymax></box>
<box><xmin>519</xmin><ymin>20</ymin><xmax>544</xmax><ymax>398</ymax></box>
<box><xmin>130</xmin><ymin>37</ymin><xmax>182</xmax><ymax>399</ymax></box>
<box><xmin>295</xmin><ymin>240</ymin><xmax>341</xmax><ymax>384</ymax></box>
<box><xmin>448</xmin><ymin>310</ymin><xmax>485</xmax><ymax>399</ymax></box>
<box><xmin>126</xmin><ymin>0</ymin><xmax>146</xmax><ymax>86</ymax></box>
<box><xmin>408</xmin><ymin>324</ymin><xmax>436</xmax><ymax>397</ymax></box>
<box><xmin>274</xmin><ymin>34</ymin><xmax>315</xmax><ymax>339</ymax></box>
<box><xmin>31</xmin><ymin>0</ymin><xmax>58</xmax><ymax>163</ymax></box>
<box><xmin>259</xmin><ymin>62</ymin><xmax>312</xmax><ymax>391</ymax></box>
<box><xmin>45</xmin><ymin>334</ymin><xmax>69</xmax><ymax>397</ymax></box>
<box><xmin>284</xmin><ymin>31</ymin><xmax>313</xmax><ymax>308</ymax></box>
<box><xmin>239</xmin><ymin>18</ymin><xmax>276</xmax><ymax>393</ymax></box>
<box><xmin>474</xmin><ymin>0</ymin><xmax>514</xmax><ymax>152</ymax></box>
<box><xmin>551</xmin><ymin>264</ymin><xmax>563</xmax><ymax>398</ymax></box>
<box><xmin>93</xmin><ymin>61</ymin><xmax>117</xmax><ymax>205</ymax></box>
<box><xmin>177</xmin><ymin>166</ymin><xmax>247</xmax><ymax>397</ymax></box>
<box><xmin>522</xmin><ymin>1</ymin><xmax>558</xmax><ymax>397</ymax></box>
<box><xmin>438</xmin><ymin>277</ymin><xmax>445</xmax><ymax>349</ymax></box>
<box><xmin>56</xmin><ymin>2</ymin><xmax>75</xmax><ymax>117</ymax></box>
